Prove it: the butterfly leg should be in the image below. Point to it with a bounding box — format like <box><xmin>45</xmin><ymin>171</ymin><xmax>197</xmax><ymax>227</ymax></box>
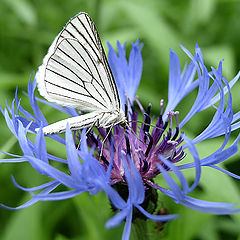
<box><xmin>76</xmin><ymin>119</ymin><xmax>99</xmax><ymax>150</ymax></box>
<box><xmin>99</xmin><ymin>124</ymin><xmax>114</xmax><ymax>158</ymax></box>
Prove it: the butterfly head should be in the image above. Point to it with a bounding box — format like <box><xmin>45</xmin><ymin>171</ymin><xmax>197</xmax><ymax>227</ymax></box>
<box><xmin>115</xmin><ymin>109</ymin><xmax>128</xmax><ymax>128</ymax></box>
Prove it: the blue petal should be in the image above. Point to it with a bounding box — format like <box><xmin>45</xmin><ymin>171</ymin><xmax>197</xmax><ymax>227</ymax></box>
<box><xmin>106</xmin><ymin>143</ymin><xmax>114</xmax><ymax>181</ymax></box>
<box><xmin>33</xmin><ymin>189</ymin><xmax>86</xmax><ymax>201</ymax></box>
<box><xmin>128</xmin><ymin>40</ymin><xmax>143</xmax><ymax>101</ymax></box>
<box><xmin>11</xmin><ymin>175</ymin><xmax>59</xmax><ymax>192</ymax></box>
<box><xmin>105</xmin><ymin>207</ymin><xmax>130</xmax><ymax>228</ymax></box>
<box><xmin>65</xmin><ymin>124</ymin><xmax>83</xmax><ymax>182</ymax></box>
<box><xmin>178</xmin><ymin>45</ymin><xmax>224</xmax><ymax>128</ymax></box>
<box><xmin>157</xmin><ymin>163</ymin><xmax>184</xmax><ymax>202</ymax></box>
<box><xmin>122</xmin><ymin>207</ymin><xmax>133</xmax><ymax>240</ymax></box>
<box><xmin>193</xmin><ymin>64</ymin><xmax>233</xmax><ymax>143</ymax></box>
<box><xmin>3</xmin><ymin>109</ymin><xmax>17</xmax><ymax>137</ymax></box>
<box><xmin>211</xmin><ymin>166</ymin><xmax>240</xmax><ymax>179</ymax></box>
<box><xmin>181</xmin><ymin>197</ymin><xmax>240</xmax><ymax>214</ymax></box>
<box><xmin>203</xmin><ymin>71</ymin><xmax>240</xmax><ymax>110</ymax></box>
<box><xmin>26</xmin><ymin>156</ymin><xmax>80</xmax><ymax>189</ymax></box>
<box><xmin>0</xmin><ymin>181</ymin><xmax>59</xmax><ymax>210</ymax></box>
<box><xmin>28</xmin><ymin>78</ymin><xmax>48</xmax><ymax>125</ymax></box>
<box><xmin>101</xmin><ymin>184</ymin><xmax>126</xmax><ymax>210</ymax></box>
<box><xmin>35</xmin><ymin>126</ymin><xmax>48</xmax><ymax>163</ymax></box>
<box><xmin>121</xmin><ymin>154</ymin><xmax>145</xmax><ymax>204</ymax></box>
<box><xmin>127</xmin><ymin>155</ymin><xmax>145</xmax><ymax>203</ymax></box>
<box><xmin>201</xmin><ymin>133</ymin><xmax>240</xmax><ymax>166</ymax></box>
<box><xmin>15</xmin><ymin>88</ymin><xmax>35</xmax><ymax>121</ymax></box>
<box><xmin>107</xmin><ymin>40</ymin><xmax>143</xmax><ymax>108</ymax></box>
<box><xmin>183</xmin><ymin>135</ymin><xmax>201</xmax><ymax>192</ymax></box>
<box><xmin>165</xmin><ymin>49</ymin><xmax>197</xmax><ymax>116</ymax></box>
<box><xmin>17</xmin><ymin>121</ymin><xmax>34</xmax><ymax>157</ymax></box>
<box><xmin>0</xmin><ymin>157</ymin><xmax>27</xmax><ymax>163</ymax></box>
<box><xmin>158</xmin><ymin>156</ymin><xmax>189</xmax><ymax>194</ymax></box>
<box><xmin>152</xmin><ymin>181</ymin><xmax>240</xmax><ymax>214</ymax></box>
<box><xmin>135</xmin><ymin>205</ymin><xmax>178</xmax><ymax>221</ymax></box>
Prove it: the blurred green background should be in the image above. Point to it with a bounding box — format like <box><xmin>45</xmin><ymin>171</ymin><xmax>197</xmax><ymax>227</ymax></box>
<box><xmin>1</xmin><ymin>0</ymin><xmax>240</xmax><ymax>239</ymax></box>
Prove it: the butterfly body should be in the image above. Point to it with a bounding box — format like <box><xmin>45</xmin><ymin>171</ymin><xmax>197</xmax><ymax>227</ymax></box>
<box><xmin>35</xmin><ymin>12</ymin><xmax>125</xmax><ymax>135</ymax></box>
<box><xmin>41</xmin><ymin>109</ymin><xmax>126</xmax><ymax>135</ymax></box>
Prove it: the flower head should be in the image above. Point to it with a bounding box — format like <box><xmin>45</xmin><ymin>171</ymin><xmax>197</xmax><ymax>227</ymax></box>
<box><xmin>1</xmin><ymin>40</ymin><xmax>240</xmax><ymax>240</ymax></box>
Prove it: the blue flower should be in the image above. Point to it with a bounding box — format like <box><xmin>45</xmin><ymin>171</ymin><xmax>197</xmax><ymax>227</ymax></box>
<box><xmin>1</xmin><ymin>40</ymin><xmax>240</xmax><ymax>240</ymax></box>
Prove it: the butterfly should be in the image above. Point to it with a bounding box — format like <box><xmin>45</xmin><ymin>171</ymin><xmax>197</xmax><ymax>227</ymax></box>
<box><xmin>35</xmin><ymin>12</ymin><xmax>126</xmax><ymax>135</ymax></box>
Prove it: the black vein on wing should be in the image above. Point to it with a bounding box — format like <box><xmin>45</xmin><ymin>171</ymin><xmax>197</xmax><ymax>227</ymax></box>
<box><xmin>58</xmin><ymin>40</ymin><xmax>107</xmax><ymax>95</ymax></box>
<box><xmin>56</xmin><ymin>41</ymin><xmax>111</xmax><ymax>106</ymax></box>
<box><xmin>67</xmin><ymin>22</ymin><xmax>101</xmax><ymax>64</ymax></box>
<box><xmin>67</xmin><ymin>37</ymin><xmax>113</xmax><ymax>106</ymax></box>
<box><xmin>46</xmin><ymin>79</ymin><xmax>92</xmax><ymax>99</ymax></box>
<box><xmin>71</xmin><ymin>16</ymin><xmax>116</xmax><ymax>108</ymax></box>
<box><xmin>64</xmin><ymin>39</ymin><xmax>92</xmax><ymax>76</ymax></box>
<box><xmin>46</xmin><ymin>86</ymin><xmax>104</xmax><ymax>110</ymax></box>
<box><xmin>61</xmin><ymin>28</ymin><xmax>113</xmax><ymax>107</ymax></box>
<box><xmin>77</xmin><ymin>15</ymin><xmax>99</xmax><ymax>58</ymax></box>
<box><xmin>46</xmin><ymin>56</ymin><xmax>106</xmax><ymax>109</ymax></box>
<box><xmin>59</xmin><ymin>39</ymin><xmax>104</xmax><ymax>90</ymax></box>
<box><xmin>46</xmin><ymin>67</ymin><xmax>83</xmax><ymax>87</ymax></box>
<box><xmin>85</xmin><ymin>13</ymin><xmax>121</xmax><ymax>110</ymax></box>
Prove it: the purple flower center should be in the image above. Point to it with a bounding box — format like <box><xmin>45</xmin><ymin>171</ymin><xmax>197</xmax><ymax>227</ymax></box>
<box><xmin>74</xmin><ymin>99</ymin><xmax>185</xmax><ymax>185</ymax></box>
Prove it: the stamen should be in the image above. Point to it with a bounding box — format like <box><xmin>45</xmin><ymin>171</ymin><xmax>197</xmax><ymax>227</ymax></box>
<box><xmin>163</xmin><ymin>112</ymin><xmax>170</xmax><ymax>130</ymax></box>
<box><xmin>143</xmin><ymin>104</ymin><xmax>152</xmax><ymax>133</ymax></box>
<box><xmin>169</xmin><ymin>112</ymin><xmax>173</xmax><ymax>130</ymax></box>
<box><xmin>171</xmin><ymin>111</ymin><xmax>180</xmax><ymax>141</ymax></box>
<box><xmin>143</xmin><ymin>113</ymin><xmax>151</xmax><ymax>133</ymax></box>
<box><xmin>135</xmin><ymin>98</ymin><xmax>145</xmax><ymax>114</ymax></box>
<box><xmin>146</xmin><ymin>104</ymin><xmax>151</xmax><ymax>115</ymax></box>
<box><xmin>124</xmin><ymin>134</ymin><xmax>131</xmax><ymax>156</ymax></box>
<box><xmin>124</xmin><ymin>103</ymin><xmax>129</xmax><ymax>122</ymax></box>
<box><xmin>166</xmin><ymin>130</ymin><xmax>172</xmax><ymax>140</ymax></box>
<box><xmin>88</xmin><ymin>131</ymin><xmax>99</xmax><ymax>147</ymax></box>
<box><xmin>73</xmin><ymin>130</ymin><xmax>78</xmax><ymax>147</ymax></box>
<box><xmin>128</xmin><ymin>120</ymin><xmax>164</xmax><ymax>131</ymax></box>
<box><xmin>165</xmin><ymin>111</ymin><xmax>174</xmax><ymax>139</ymax></box>
<box><xmin>143</xmin><ymin>105</ymin><xmax>151</xmax><ymax>143</ymax></box>
<box><xmin>171</xmin><ymin>149</ymin><xmax>177</xmax><ymax>159</ymax></box>
<box><xmin>168</xmin><ymin>142</ymin><xmax>177</xmax><ymax>160</ymax></box>
<box><xmin>160</xmin><ymin>99</ymin><xmax>164</xmax><ymax>115</ymax></box>
<box><xmin>145</xmin><ymin>132</ymin><xmax>153</xmax><ymax>157</ymax></box>
<box><xmin>156</xmin><ymin>99</ymin><xmax>164</xmax><ymax>127</ymax></box>
<box><xmin>167</xmin><ymin>140</ymin><xmax>178</xmax><ymax>146</ymax></box>
<box><xmin>142</xmin><ymin>159</ymin><xmax>149</xmax><ymax>172</ymax></box>
<box><xmin>171</xmin><ymin>127</ymin><xmax>179</xmax><ymax>141</ymax></box>
<box><xmin>99</xmin><ymin>152</ymin><xmax>109</xmax><ymax>166</ymax></box>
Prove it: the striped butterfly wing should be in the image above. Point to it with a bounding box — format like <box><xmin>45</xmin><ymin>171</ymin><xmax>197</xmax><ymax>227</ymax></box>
<box><xmin>36</xmin><ymin>12</ymin><xmax>121</xmax><ymax>113</ymax></box>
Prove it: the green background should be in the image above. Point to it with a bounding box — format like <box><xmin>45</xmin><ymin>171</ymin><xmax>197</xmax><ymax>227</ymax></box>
<box><xmin>1</xmin><ymin>0</ymin><xmax>240</xmax><ymax>239</ymax></box>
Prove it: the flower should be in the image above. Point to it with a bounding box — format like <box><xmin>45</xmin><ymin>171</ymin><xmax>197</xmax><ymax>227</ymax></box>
<box><xmin>1</xmin><ymin>40</ymin><xmax>240</xmax><ymax>240</ymax></box>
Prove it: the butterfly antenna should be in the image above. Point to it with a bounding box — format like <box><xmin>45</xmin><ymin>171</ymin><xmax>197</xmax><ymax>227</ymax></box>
<box><xmin>128</xmin><ymin>120</ymin><xmax>164</xmax><ymax>131</ymax></box>
<box><xmin>124</xmin><ymin>121</ymin><xmax>146</xmax><ymax>145</ymax></box>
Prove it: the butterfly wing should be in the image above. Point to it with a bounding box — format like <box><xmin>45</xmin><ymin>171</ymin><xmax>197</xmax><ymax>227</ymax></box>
<box><xmin>35</xmin><ymin>12</ymin><xmax>121</xmax><ymax>112</ymax></box>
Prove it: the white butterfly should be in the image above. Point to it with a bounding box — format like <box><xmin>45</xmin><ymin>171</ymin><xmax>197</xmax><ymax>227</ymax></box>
<box><xmin>35</xmin><ymin>12</ymin><xmax>126</xmax><ymax>135</ymax></box>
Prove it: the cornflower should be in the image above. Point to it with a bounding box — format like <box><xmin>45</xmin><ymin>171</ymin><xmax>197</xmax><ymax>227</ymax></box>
<box><xmin>1</xmin><ymin>40</ymin><xmax>240</xmax><ymax>240</ymax></box>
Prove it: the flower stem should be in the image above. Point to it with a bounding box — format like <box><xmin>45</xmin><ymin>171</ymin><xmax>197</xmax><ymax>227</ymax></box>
<box><xmin>132</xmin><ymin>219</ymin><xmax>149</xmax><ymax>240</ymax></box>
